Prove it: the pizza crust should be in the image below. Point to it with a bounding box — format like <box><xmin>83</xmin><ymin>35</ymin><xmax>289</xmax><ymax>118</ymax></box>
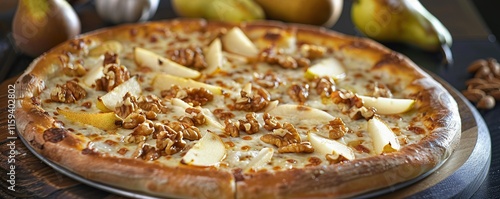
<box><xmin>15</xmin><ymin>19</ymin><xmax>461</xmax><ymax>199</ymax></box>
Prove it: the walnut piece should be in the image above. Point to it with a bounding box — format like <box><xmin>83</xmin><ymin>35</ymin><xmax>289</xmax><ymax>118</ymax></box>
<box><xmin>155</xmin><ymin>124</ymin><xmax>187</xmax><ymax>155</ymax></box>
<box><xmin>224</xmin><ymin>119</ymin><xmax>240</xmax><ymax>137</ymax></box>
<box><xmin>258</xmin><ymin>47</ymin><xmax>309</xmax><ymax>69</ymax></box>
<box><xmin>287</xmin><ymin>83</ymin><xmax>310</xmax><ymax>104</ymax></box>
<box><xmin>63</xmin><ymin>62</ymin><xmax>86</xmax><ymax>77</ymax></box>
<box><xmin>166</xmin><ymin>46</ymin><xmax>207</xmax><ymax>70</ymax></box>
<box><xmin>122</xmin><ymin>112</ymin><xmax>146</xmax><ymax>129</ymax></box>
<box><xmin>238</xmin><ymin>113</ymin><xmax>260</xmax><ymax>134</ymax></box>
<box><xmin>325</xmin><ymin>118</ymin><xmax>348</xmax><ymax>139</ymax></box>
<box><xmin>254</xmin><ymin>70</ymin><xmax>282</xmax><ymax>88</ymax></box>
<box><xmin>50</xmin><ymin>81</ymin><xmax>87</xmax><ymax>103</ymax></box>
<box><xmin>331</xmin><ymin>89</ymin><xmax>374</xmax><ymax>120</ymax></box>
<box><xmin>260</xmin><ymin>123</ymin><xmax>300</xmax><ymax>148</ymax></box>
<box><xmin>161</xmin><ymin>86</ymin><xmax>214</xmax><ymax>106</ymax></box>
<box><xmin>167</xmin><ymin>121</ymin><xmax>202</xmax><ymax>141</ymax></box>
<box><xmin>95</xmin><ymin>64</ymin><xmax>130</xmax><ymax>92</ymax></box>
<box><xmin>103</xmin><ymin>52</ymin><xmax>120</xmax><ymax>66</ymax></box>
<box><xmin>234</xmin><ymin>90</ymin><xmax>269</xmax><ymax>112</ymax></box>
<box><xmin>325</xmin><ymin>153</ymin><xmax>349</xmax><ymax>164</ymax></box>
<box><xmin>300</xmin><ymin>44</ymin><xmax>327</xmax><ymax>59</ymax></box>
<box><xmin>263</xmin><ymin>113</ymin><xmax>282</xmax><ymax>131</ymax></box>
<box><xmin>278</xmin><ymin>142</ymin><xmax>314</xmax><ymax>153</ymax></box>
<box><xmin>367</xmin><ymin>81</ymin><xmax>393</xmax><ymax>98</ymax></box>
<box><xmin>313</xmin><ymin>77</ymin><xmax>336</xmax><ymax>97</ymax></box>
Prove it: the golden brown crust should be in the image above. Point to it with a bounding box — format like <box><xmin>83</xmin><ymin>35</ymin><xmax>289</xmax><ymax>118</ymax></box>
<box><xmin>15</xmin><ymin>18</ymin><xmax>460</xmax><ymax>199</ymax></box>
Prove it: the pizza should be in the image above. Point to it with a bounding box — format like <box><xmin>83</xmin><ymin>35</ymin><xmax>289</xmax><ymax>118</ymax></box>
<box><xmin>15</xmin><ymin>19</ymin><xmax>461</xmax><ymax>198</ymax></box>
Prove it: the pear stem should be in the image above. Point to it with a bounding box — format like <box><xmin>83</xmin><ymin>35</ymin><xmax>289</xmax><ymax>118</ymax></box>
<box><xmin>440</xmin><ymin>44</ymin><xmax>453</xmax><ymax>67</ymax></box>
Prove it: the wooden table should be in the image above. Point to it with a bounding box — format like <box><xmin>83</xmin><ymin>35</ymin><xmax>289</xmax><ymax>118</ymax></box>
<box><xmin>1</xmin><ymin>0</ymin><xmax>499</xmax><ymax>198</ymax></box>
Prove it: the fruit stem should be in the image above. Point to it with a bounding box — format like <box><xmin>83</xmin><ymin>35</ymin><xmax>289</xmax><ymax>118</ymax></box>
<box><xmin>440</xmin><ymin>44</ymin><xmax>454</xmax><ymax>67</ymax></box>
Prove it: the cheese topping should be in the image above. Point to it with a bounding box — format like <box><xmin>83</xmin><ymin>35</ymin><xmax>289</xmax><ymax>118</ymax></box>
<box><xmin>40</xmin><ymin>26</ymin><xmax>427</xmax><ymax>173</ymax></box>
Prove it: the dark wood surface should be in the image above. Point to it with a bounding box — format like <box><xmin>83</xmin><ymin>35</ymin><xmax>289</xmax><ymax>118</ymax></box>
<box><xmin>1</xmin><ymin>0</ymin><xmax>499</xmax><ymax>198</ymax></box>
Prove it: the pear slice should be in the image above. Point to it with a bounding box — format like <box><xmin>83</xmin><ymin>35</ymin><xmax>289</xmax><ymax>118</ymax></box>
<box><xmin>152</xmin><ymin>73</ymin><xmax>223</xmax><ymax>95</ymax></box>
<box><xmin>367</xmin><ymin>117</ymin><xmax>401</xmax><ymax>154</ymax></box>
<box><xmin>58</xmin><ymin>108</ymin><xmax>122</xmax><ymax>130</ymax></box>
<box><xmin>171</xmin><ymin>98</ymin><xmax>224</xmax><ymax>130</ymax></box>
<box><xmin>205</xmin><ymin>38</ymin><xmax>224</xmax><ymax>75</ymax></box>
<box><xmin>308</xmin><ymin>132</ymin><xmax>355</xmax><ymax>161</ymax></box>
<box><xmin>305</xmin><ymin>57</ymin><xmax>346</xmax><ymax>80</ymax></box>
<box><xmin>267</xmin><ymin>104</ymin><xmax>335</xmax><ymax>125</ymax></box>
<box><xmin>244</xmin><ymin>148</ymin><xmax>274</xmax><ymax>173</ymax></box>
<box><xmin>181</xmin><ymin>132</ymin><xmax>227</xmax><ymax>166</ymax></box>
<box><xmin>222</xmin><ymin>27</ymin><xmax>259</xmax><ymax>57</ymax></box>
<box><xmin>358</xmin><ymin>95</ymin><xmax>415</xmax><ymax>115</ymax></box>
<box><xmin>134</xmin><ymin>47</ymin><xmax>201</xmax><ymax>79</ymax></box>
<box><xmin>97</xmin><ymin>76</ymin><xmax>141</xmax><ymax>111</ymax></box>
<box><xmin>82</xmin><ymin>65</ymin><xmax>104</xmax><ymax>87</ymax></box>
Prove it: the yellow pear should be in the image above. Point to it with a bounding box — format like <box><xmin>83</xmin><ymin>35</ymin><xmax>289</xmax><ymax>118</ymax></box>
<box><xmin>254</xmin><ymin>0</ymin><xmax>343</xmax><ymax>27</ymax></box>
<box><xmin>58</xmin><ymin>108</ymin><xmax>122</xmax><ymax>130</ymax></box>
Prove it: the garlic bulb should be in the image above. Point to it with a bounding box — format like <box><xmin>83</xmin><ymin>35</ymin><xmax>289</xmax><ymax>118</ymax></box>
<box><xmin>95</xmin><ymin>0</ymin><xmax>160</xmax><ymax>24</ymax></box>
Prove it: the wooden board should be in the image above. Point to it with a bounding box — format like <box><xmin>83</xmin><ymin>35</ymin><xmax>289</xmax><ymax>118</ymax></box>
<box><xmin>0</xmin><ymin>74</ymin><xmax>490</xmax><ymax>198</ymax></box>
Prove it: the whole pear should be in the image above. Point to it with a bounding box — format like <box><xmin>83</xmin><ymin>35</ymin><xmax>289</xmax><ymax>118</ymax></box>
<box><xmin>254</xmin><ymin>0</ymin><xmax>343</xmax><ymax>27</ymax></box>
<box><xmin>12</xmin><ymin>0</ymin><xmax>81</xmax><ymax>57</ymax></box>
<box><xmin>172</xmin><ymin>0</ymin><xmax>265</xmax><ymax>22</ymax></box>
<box><xmin>351</xmin><ymin>0</ymin><xmax>452</xmax><ymax>52</ymax></box>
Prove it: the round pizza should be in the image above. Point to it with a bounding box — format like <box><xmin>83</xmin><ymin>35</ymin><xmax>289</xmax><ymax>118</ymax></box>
<box><xmin>15</xmin><ymin>19</ymin><xmax>461</xmax><ymax>198</ymax></box>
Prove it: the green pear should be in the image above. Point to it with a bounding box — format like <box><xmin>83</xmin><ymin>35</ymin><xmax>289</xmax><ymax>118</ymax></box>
<box><xmin>351</xmin><ymin>0</ymin><xmax>452</xmax><ymax>52</ymax></box>
<box><xmin>12</xmin><ymin>0</ymin><xmax>81</xmax><ymax>57</ymax></box>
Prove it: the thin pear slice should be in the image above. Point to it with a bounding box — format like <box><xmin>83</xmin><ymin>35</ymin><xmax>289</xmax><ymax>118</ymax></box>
<box><xmin>367</xmin><ymin>117</ymin><xmax>401</xmax><ymax>154</ymax></box>
<box><xmin>222</xmin><ymin>27</ymin><xmax>259</xmax><ymax>57</ymax></box>
<box><xmin>358</xmin><ymin>95</ymin><xmax>415</xmax><ymax>115</ymax></box>
<box><xmin>58</xmin><ymin>108</ymin><xmax>122</xmax><ymax>130</ymax></box>
<box><xmin>244</xmin><ymin>148</ymin><xmax>274</xmax><ymax>173</ymax></box>
<box><xmin>97</xmin><ymin>76</ymin><xmax>141</xmax><ymax>111</ymax></box>
<box><xmin>82</xmin><ymin>65</ymin><xmax>104</xmax><ymax>87</ymax></box>
<box><xmin>171</xmin><ymin>98</ymin><xmax>224</xmax><ymax>130</ymax></box>
<box><xmin>181</xmin><ymin>132</ymin><xmax>227</xmax><ymax>166</ymax></box>
<box><xmin>205</xmin><ymin>38</ymin><xmax>224</xmax><ymax>75</ymax></box>
<box><xmin>152</xmin><ymin>73</ymin><xmax>223</xmax><ymax>95</ymax></box>
<box><xmin>305</xmin><ymin>57</ymin><xmax>346</xmax><ymax>80</ymax></box>
<box><xmin>134</xmin><ymin>47</ymin><xmax>201</xmax><ymax>78</ymax></box>
<box><xmin>267</xmin><ymin>104</ymin><xmax>335</xmax><ymax>125</ymax></box>
<box><xmin>308</xmin><ymin>132</ymin><xmax>355</xmax><ymax>161</ymax></box>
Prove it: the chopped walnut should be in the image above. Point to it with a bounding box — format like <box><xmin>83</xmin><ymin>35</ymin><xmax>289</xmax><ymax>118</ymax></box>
<box><xmin>254</xmin><ymin>70</ymin><xmax>282</xmax><ymax>88</ymax></box>
<box><xmin>63</xmin><ymin>62</ymin><xmax>86</xmax><ymax>77</ymax></box>
<box><xmin>131</xmin><ymin>120</ymin><xmax>155</xmax><ymax>136</ymax></box>
<box><xmin>263</xmin><ymin>113</ymin><xmax>282</xmax><ymax>131</ymax></box>
<box><xmin>287</xmin><ymin>83</ymin><xmax>310</xmax><ymax>104</ymax></box>
<box><xmin>313</xmin><ymin>77</ymin><xmax>336</xmax><ymax>97</ymax></box>
<box><xmin>115</xmin><ymin>93</ymin><xmax>139</xmax><ymax>118</ymax></box>
<box><xmin>122</xmin><ymin>112</ymin><xmax>146</xmax><ymax>129</ymax></box>
<box><xmin>325</xmin><ymin>153</ymin><xmax>349</xmax><ymax>164</ymax></box>
<box><xmin>238</xmin><ymin>113</ymin><xmax>260</xmax><ymax>134</ymax></box>
<box><xmin>234</xmin><ymin>90</ymin><xmax>269</xmax><ymax>112</ymax></box>
<box><xmin>166</xmin><ymin>46</ymin><xmax>207</xmax><ymax>70</ymax></box>
<box><xmin>50</xmin><ymin>81</ymin><xmax>87</xmax><ymax>103</ymax></box>
<box><xmin>182</xmin><ymin>107</ymin><xmax>206</xmax><ymax>126</ymax></box>
<box><xmin>367</xmin><ymin>81</ymin><xmax>393</xmax><ymax>98</ymax></box>
<box><xmin>260</xmin><ymin>123</ymin><xmax>300</xmax><ymax>148</ymax></box>
<box><xmin>331</xmin><ymin>89</ymin><xmax>374</xmax><ymax>120</ymax></box>
<box><xmin>258</xmin><ymin>47</ymin><xmax>310</xmax><ymax>69</ymax></box>
<box><xmin>325</xmin><ymin>118</ymin><xmax>348</xmax><ymax>139</ymax></box>
<box><xmin>300</xmin><ymin>44</ymin><xmax>327</xmax><ymax>59</ymax></box>
<box><xmin>103</xmin><ymin>52</ymin><xmax>119</xmax><ymax>66</ymax></box>
<box><xmin>224</xmin><ymin>119</ymin><xmax>240</xmax><ymax>137</ymax></box>
<box><xmin>156</xmin><ymin>124</ymin><xmax>187</xmax><ymax>155</ymax></box>
<box><xmin>161</xmin><ymin>86</ymin><xmax>214</xmax><ymax>106</ymax></box>
<box><xmin>134</xmin><ymin>144</ymin><xmax>160</xmax><ymax>161</ymax></box>
<box><xmin>167</xmin><ymin>121</ymin><xmax>202</xmax><ymax>141</ymax></box>
<box><xmin>278</xmin><ymin>142</ymin><xmax>314</xmax><ymax>153</ymax></box>
<box><xmin>136</xmin><ymin>95</ymin><xmax>169</xmax><ymax>114</ymax></box>
<box><xmin>95</xmin><ymin>64</ymin><xmax>130</xmax><ymax>92</ymax></box>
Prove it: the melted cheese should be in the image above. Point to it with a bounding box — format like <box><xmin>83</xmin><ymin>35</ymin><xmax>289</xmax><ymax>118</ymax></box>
<box><xmin>40</xmin><ymin>27</ymin><xmax>427</xmax><ymax>173</ymax></box>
